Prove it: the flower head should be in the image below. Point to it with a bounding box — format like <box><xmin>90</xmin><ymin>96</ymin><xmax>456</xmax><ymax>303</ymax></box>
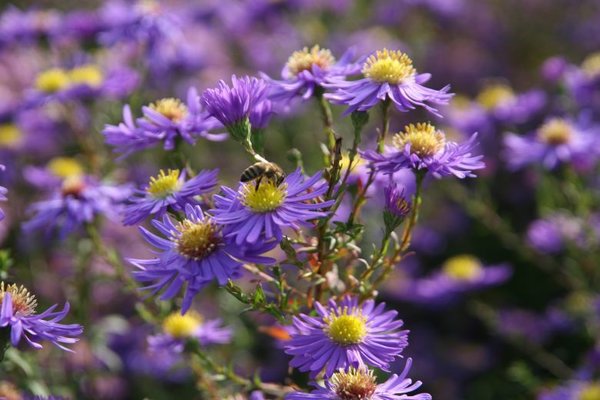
<box><xmin>148</xmin><ymin>310</ymin><xmax>232</xmax><ymax>354</ymax></box>
<box><xmin>103</xmin><ymin>87</ymin><xmax>225</xmax><ymax>156</ymax></box>
<box><xmin>325</xmin><ymin>48</ymin><xmax>452</xmax><ymax>116</ymax></box>
<box><xmin>211</xmin><ymin>169</ymin><xmax>333</xmax><ymax>245</ymax></box>
<box><xmin>123</xmin><ymin>169</ymin><xmax>218</xmax><ymax>225</ymax></box>
<box><xmin>383</xmin><ymin>184</ymin><xmax>412</xmax><ymax>231</ymax></box>
<box><xmin>130</xmin><ymin>204</ymin><xmax>276</xmax><ymax>313</ymax></box>
<box><xmin>285</xmin><ymin>296</ymin><xmax>409</xmax><ymax>377</ymax></box>
<box><xmin>0</xmin><ymin>282</ymin><xmax>82</xmax><ymax>351</ymax></box>
<box><xmin>23</xmin><ymin>176</ymin><xmax>131</xmax><ymax>239</ymax></box>
<box><xmin>503</xmin><ymin>118</ymin><xmax>598</xmax><ymax>170</ymax></box>
<box><xmin>262</xmin><ymin>46</ymin><xmax>360</xmax><ymax>103</ymax></box>
<box><xmin>286</xmin><ymin>360</ymin><xmax>431</xmax><ymax>400</ymax></box>
<box><xmin>362</xmin><ymin>122</ymin><xmax>485</xmax><ymax>179</ymax></box>
<box><xmin>201</xmin><ymin>75</ymin><xmax>269</xmax><ymax>141</ymax></box>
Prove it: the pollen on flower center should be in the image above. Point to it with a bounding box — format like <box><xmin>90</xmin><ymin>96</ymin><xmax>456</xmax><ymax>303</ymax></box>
<box><xmin>35</xmin><ymin>68</ymin><xmax>70</xmax><ymax>93</ymax></box>
<box><xmin>241</xmin><ymin>181</ymin><xmax>287</xmax><ymax>213</ymax></box>
<box><xmin>68</xmin><ymin>65</ymin><xmax>104</xmax><ymax>87</ymax></box>
<box><xmin>176</xmin><ymin>219</ymin><xmax>220</xmax><ymax>259</ymax></box>
<box><xmin>537</xmin><ymin>118</ymin><xmax>573</xmax><ymax>145</ymax></box>
<box><xmin>286</xmin><ymin>45</ymin><xmax>336</xmax><ymax>76</ymax></box>
<box><xmin>362</xmin><ymin>49</ymin><xmax>416</xmax><ymax>84</ymax></box>
<box><xmin>579</xmin><ymin>383</ymin><xmax>600</xmax><ymax>400</ymax></box>
<box><xmin>0</xmin><ymin>124</ymin><xmax>23</xmax><ymax>147</ymax></box>
<box><xmin>162</xmin><ymin>311</ymin><xmax>203</xmax><ymax>339</ymax></box>
<box><xmin>393</xmin><ymin>123</ymin><xmax>446</xmax><ymax>157</ymax></box>
<box><xmin>0</xmin><ymin>282</ymin><xmax>37</xmax><ymax>316</ymax></box>
<box><xmin>331</xmin><ymin>368</ymin><xmax>377</xmax><ymax>400</ymax></box>
<box><xmin>48</xmin><ymin>157</ymin><xmax>84</xmax><ymax>179</ymax></box>
<box><xmin>442</xmin><ymin>255</ymin><xmax>483</xmax><ymax>281</ymax></box>
<box><xmin>476</xmin><ymin>84</ymin><xmax>515</xmax><ymax>110</ymax></box>
<box><xmin>325</xmin><ymin>310</ymin><xmax>368</xmax><ymax>345</ymax></box>
<box><xmin>149</xmin><ymin>98</ymin><xmax>188</xmax><ymax>122</ymax></box>
<box><xmin>147</xmin><ymin>169</ymin><xmax>182</xmax><ymax>198</ymax></box>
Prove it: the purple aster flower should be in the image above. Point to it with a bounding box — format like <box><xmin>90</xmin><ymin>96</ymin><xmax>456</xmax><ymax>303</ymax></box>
<box><xmin>23</xmin><ymin>176</ymin><xmax>132</xmax><ymax>239</ymax></box>
<box><xmin>526</xmin><ymin>213</ymin><xmax>585</xmax><ymax>254</ymax></box>
<box><xmin>286</xmin><ymin>360</ymin><xmax>431</xmax><ymax>400</ymax></box>
<box><xmin>391</xmin><ymin>255</ymin><xmax>511</xmax><ymax>306</ymax></box>
<box><xmin>201</xmin><ymin>75</ymin><xmax>269</xmax><ymax>141</ymax></box>
<box><xmin>103</xmin><ymin>87</ymin><xmax>225</xmax><ymax>156</ymax></box>
<box><xmin>475</xmin><ymin>84</ymin><xmax>545</xmax><ymax>125</ymax></box>
<box><xmin>25</xmin><ymin>65</ymin><xmax>139</xmax><ymax>109</ymax></box>
<box><xmin>123</xmin><ymin>169</ymin><xmax>218</xmax><ymax>225</ymax></box>
<box><xmin>285</xmin><ymin>296</ymin><xmax>409</xmax><ymax>377</ymax></box>
<box><xmin>148</xmin><ymin>310</ymin><xmax>231</xmax><ymax>353</ymax></box>
<box><xmin>0</xmin><ymin>282</ymin><xmax>82</xmax><ymax>351</ymax></box>
<box><xmin>324</xmin><ymin>49</ymin><xmax>452</xmax><ymax>116</ymax></box>
<box><xmin>383</xmin><ymin>183</ymin><xmax>412</xmax><ymax>231</ymax></box>
<box><xmin>503</xmin><ymin>118</ymin><xmax>598</xmax><ymax>170</ymax></box>
<box><xmin>130</xmin><ymin>204</ymin><xmax>276</xmax><ymax>313</ymax></box>
<box><xmin>362</xmin><ymin>122</ymin><xmax>485</xmax><ymax>179</ymax></box>
<box><xmin>261</xmin><ymin>45</ymin><xmax>360</xmax><ymax>103</ymax></box>
<box><xmin>539</xmin><ymin>380</ymin><xmax>600</xmax><ymax>400</ymax></box>
<box><xmin>211</xmin><ymin>168</ymin><xmax>333</xmax><ymax>245</ymax></box>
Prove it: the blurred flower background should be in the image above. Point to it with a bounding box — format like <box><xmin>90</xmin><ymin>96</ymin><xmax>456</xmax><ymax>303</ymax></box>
<box><xmin>0</xmin><ymin>0</ymin><xmax>600</xmax><ymax>399</ymax></box>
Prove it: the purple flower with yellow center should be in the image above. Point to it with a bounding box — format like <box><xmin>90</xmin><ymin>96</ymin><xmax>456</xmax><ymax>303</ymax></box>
<box><xmin>123</xmin><ymin>169</ymin><xmax>218</xmax><ymax>226</ymax></box>
<box><xmin>503</xmin><ymin>118</ymin><xmax>597</xmax><ymax>170</ymax></box>
<box><xmin>475</xmin><ymin>84</ymin><xmax>545</xmax><ymax>124</ymax></box>
<box><xmin>26</xmin><ymin>64</ymin><xmax>138</xmax><ymax>108</ymax></box>
<box><xmin>392</xmin><ymin>255</ymin><xmax>511</xmax><ymax>306</ymax></box>
<box><xmin>201</xmin><ymin>75</ymin><xmax>269</xmax><ymax>142</ymax></box>
<box><xmin>286</xmin><ymin>361</ymin><xmax>431</xmax><ymax>400</ymax></box>
<box><xmin>130</xmin><ymin>204</ymin><xmax>276</xmax><ymax>313</ymax></box>
<box><xmin>325</xmin><ymin>49</ymin><xmax>452</xmax><ymax>116</ymax></box>
<box><xmin>0</xmin><ymin>282</ymin><xmax>82</xmax><ymax>351</ymax></box>
<box><xmin>211</xmin><ymin>169</ymin><xmax>333</xmax><ymax>245</ymax></box>
<box><xmin>262</xmin><ymin>45</ymin><xmax>360</xmax><ymax>103</ymax></box>
<box><xmin>285</xmin><ymin>296</ymin><xmax>409</xmax><ymax>377</ymax></box>
<box><xmin>103</xmin><ymin>88</ymin><xmax>225</xmax><ymax>156</ymax></box>
<box><xmin>539</xmin><ymin>380</ymin><xmax>600</xmax><ymax>400</ymax></box>
<box><xmin>362</xmin><ymin>122</ymin><xmax>484</xmax><ymax>179</ymax></box>
<box><xmin>148</xmin><ymin>310</ymin><xmax>231</xmax><ymax>353</ymax></box>
<box><xmin>23</xmin><ymin>176</ymin><xmax>132</xmax><ymax>239</ymax></box>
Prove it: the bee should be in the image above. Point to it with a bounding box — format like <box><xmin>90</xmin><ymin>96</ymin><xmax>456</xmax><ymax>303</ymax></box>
<box><xmin>240</xmin><ymin>161</ymin><xmax>286</xmax><ymax>189</ymax></box>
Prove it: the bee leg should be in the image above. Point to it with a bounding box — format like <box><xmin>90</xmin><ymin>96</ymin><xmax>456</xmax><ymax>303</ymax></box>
<box><xmin>255</xmin><ymin>176</ymin><xmax>263</xmax><ymax>190</ymax></box>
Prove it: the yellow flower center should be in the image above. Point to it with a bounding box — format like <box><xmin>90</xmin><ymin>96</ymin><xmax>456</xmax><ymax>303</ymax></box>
<box><xmin>580</xmin><ymin>383</ymin><xmax>600</xmax><ymax>400</ymax></box>
<box><xmin>537</xmin><ymin>118</ymin><xmax>573</xmax><ymax>145</ymax></box>
<box><xmin>241</xmin><ymin>181</ymin><xmax>287</xmax><ymax>213</ymax></box>
<box><xmin>325</xmin><ymin>310</ymin><xmax>367</xmax><ymax>345</ymax></box>
<box><xmin>582</xmin><ymin>52</ymin><xmax>600</xmax><ymax>78</ymax></box>
<box><xmin>393</xmin><ymin>122</ymin><xmax>446</xmax><ymax>157</ymax></box>
<box><xmin>68</xmin><ymin>65</ymin><xmax>104</xmax><ymax>87</ymax></box>
<box><xmin>162</xmin><ymin>311</ymin><xmax>203</xmax><ymax>339</ymax></box>
<box><xmin>442</xmin><ymin>255</ymin><xmax>483</xmax><ymax>281</ymax></box>
<box><xmin>176</xmin><ymin>219</ymin><xmax>220</xmax><ymax>260</ymax></box>
<box><xmin>286</xmin><ymin>45</ymin><xmax>336</xmax><ymax>76</ymax></box>
<box><xmin>149</xmin><ymin>98</ymin><xmax>188</xmax><ymax>122</ymax></box>
<box><xmin>47</xmin><ymin>157</ymin><xmax>84</xmax><ymax>179</ymax></box>
<box><xmin>35</xmin><ymin>68</ymin><xmax>70</xmax><ymax>93</ymax></box>
<box><xmin>147</xmin><ymin>169</ymin><xmax>181</xmax><ymax>198</ymax></box>
<box><xmin>476</xmin><ymin>84</ymin><xmax>515</xmax><ymax>110</ymax></box>
<box><xmin>0</xmin><ymin>124</ymin><xmax>23</xmax><ymax>147</ymax></box>
<box><xmin>331</xmin><ymin>368</ymin><xmax>377</xmax><ymax>400</ymax></box>
<box><xmin>0</xmin><ymin>282</ymin><xmax>37</xmax><ymax>316</ymax></box>
<box><xmin>339</xmin><ymin>153</ymin><xmax>364</xmax><ymax>173</ymax></box>
<box><xmin>362</xmin><ymin>49</ymin><xmax>416</xmax><ymax>84</ymax></box>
